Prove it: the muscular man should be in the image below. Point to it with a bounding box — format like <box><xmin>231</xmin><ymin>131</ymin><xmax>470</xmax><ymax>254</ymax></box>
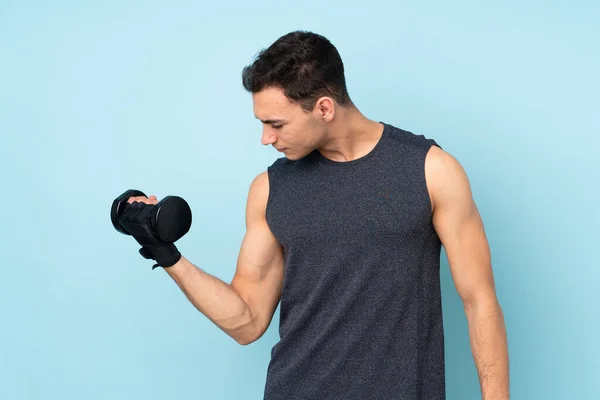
<box><xmin>124</xmin><ymin>31</ymin><xmax>509</xmax><ymax>399</ymax></box>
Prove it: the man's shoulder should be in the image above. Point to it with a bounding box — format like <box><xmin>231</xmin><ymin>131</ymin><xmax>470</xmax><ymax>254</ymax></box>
<box><xmin>424</xmin><ymin>145</ymin><xmax>470</xmax><ymax>212</ymax></box>
<box><xmin>382</xmin><ymin>122</ymin><xmax>443</xmax><ymax>152</ymax></box>
<box><xmin>247</xmin><ymin>170</ymin><xmax>270</xmax><ymax>216</ymax></box>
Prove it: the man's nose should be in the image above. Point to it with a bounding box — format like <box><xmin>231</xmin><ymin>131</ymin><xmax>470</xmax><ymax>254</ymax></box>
<box><xmin>261</xmin><ymin>128</ymin><xmax>277</xmax><ymax>146</ymax></box>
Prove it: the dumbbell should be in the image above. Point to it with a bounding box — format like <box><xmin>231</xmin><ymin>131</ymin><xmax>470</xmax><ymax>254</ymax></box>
<box><xmin>110</xmin><ymin>189</ymin><xmax>192</xmax><ymax>243</ymax></box>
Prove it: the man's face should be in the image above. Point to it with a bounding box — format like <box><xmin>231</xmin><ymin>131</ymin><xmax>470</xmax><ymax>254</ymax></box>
<box><xmin>252</xmin><ymin>87</ymin><xmax>326</xmax><ymax>160</ymax></box>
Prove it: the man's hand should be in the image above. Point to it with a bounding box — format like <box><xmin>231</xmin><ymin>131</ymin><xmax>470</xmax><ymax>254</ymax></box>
<box><xmin>127</xmin><ymin>195</ymin><xmax>158</xmax><ymax>205</ymax></box>
<box><xmin>118</xmin><ymin>194</ymin><xmax>182</xmax><ymax>269</ymax></box>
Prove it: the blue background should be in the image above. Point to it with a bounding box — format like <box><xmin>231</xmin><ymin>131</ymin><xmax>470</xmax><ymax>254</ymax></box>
<box><xmin>1</xmin><ymin>1</ymin><xmax>598</xmax><ymax>399</ymax></box>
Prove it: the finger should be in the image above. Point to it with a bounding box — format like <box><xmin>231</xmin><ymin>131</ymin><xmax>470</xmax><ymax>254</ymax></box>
<box><xmin>128</xmin><ymin>196</ymin><xmax>147</xmax><ymax>204</ymax></box>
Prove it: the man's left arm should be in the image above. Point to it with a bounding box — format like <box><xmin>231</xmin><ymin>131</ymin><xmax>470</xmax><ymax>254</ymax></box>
<box><xmin>426</xmin><ymin>146</ymin><xmax>510</xmax><ymax>400</ymax></box>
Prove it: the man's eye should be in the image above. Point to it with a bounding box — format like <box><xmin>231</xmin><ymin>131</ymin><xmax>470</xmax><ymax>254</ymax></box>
<box><xmin>272</xmin><ymin>125</ymin><xmax>283</xmax><ymax>129</ymax></box>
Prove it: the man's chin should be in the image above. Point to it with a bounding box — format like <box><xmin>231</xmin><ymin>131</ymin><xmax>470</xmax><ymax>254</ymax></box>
<box><xmin>282</xmin><ymin>150</ymin><xmax>301</xmax><ymax>161</ymax></box>
<box><xmin>280</xmin><ymin>149</ymin><xmax>312</xmax><ymax>161</ymax></box>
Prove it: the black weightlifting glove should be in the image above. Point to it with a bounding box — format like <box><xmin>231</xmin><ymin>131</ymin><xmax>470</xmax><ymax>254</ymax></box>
<box><xmin>118</xmin><ymin>201</ymin><xmax>181</xmax><ymax>269</ymax></box>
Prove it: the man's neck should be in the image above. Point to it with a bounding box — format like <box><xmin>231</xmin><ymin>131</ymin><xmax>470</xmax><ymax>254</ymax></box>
<box><xmin>318</xmin><ymin>108</ymin><xmax>384</xmax><ymax>162</ymax></box>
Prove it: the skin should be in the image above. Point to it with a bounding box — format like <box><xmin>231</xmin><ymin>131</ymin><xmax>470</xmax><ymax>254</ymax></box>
<box><xmin>127</xmin><ymin>87</ymin><xmax>509</xmax><ymax>399</ymax></box>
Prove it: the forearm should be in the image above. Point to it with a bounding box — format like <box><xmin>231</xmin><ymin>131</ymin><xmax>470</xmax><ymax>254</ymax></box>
<box><xmin>162</xmin><ymin>255</ymin><xmax>256</xmax><ymax>345</ymax></box>
<box><xmin>465</xmin><ymin>299</ymin><xmax>510</xmax><ymax>400</ymax></box>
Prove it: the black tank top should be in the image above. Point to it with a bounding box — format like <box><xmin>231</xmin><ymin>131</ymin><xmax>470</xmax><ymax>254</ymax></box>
<box><xmin>263</xmin><ymin>122</ymin><xmax>445</xmax><ymax>399</ymax></box>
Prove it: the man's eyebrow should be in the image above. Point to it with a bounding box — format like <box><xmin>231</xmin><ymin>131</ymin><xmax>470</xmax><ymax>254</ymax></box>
<box><xmin>256</xmin><ymin>117</ymin><xmax>284</xmax><ymax>124</ymax></box>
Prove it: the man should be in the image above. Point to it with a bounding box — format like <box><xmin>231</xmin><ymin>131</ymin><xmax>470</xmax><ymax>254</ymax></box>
<box><xmin>120</xmin><ymin>31</ymin><xmax>509</xmax><ymax>399</ymax></box>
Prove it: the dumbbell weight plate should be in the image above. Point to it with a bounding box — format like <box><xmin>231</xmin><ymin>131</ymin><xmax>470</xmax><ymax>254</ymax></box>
<box><xmin>111</xmin><ymin>189</ymin><xmax>147</xmax><ymax>235</ymax></box>
<box><xmin>151</xmin><ymin>196</ymin><xmax>192</xmax><ymax>243</ymax></box>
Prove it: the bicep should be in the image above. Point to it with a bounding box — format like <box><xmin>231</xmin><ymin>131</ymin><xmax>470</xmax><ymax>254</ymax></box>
<box><xmin>230</xmin><ymin>171</ymin><xmax>284</xmax><ymax>341</ymax></box>
<box><xmin>426</xmin><ymin>147</ymin><xmax>496</xmax><ymax>307</ymax></box>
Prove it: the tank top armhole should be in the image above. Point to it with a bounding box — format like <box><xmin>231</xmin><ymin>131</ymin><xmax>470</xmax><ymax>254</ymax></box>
<box><xmin>426</xmin><ymin>138</ymin><xmax>442</xmax><ymax>151</ymax></box>
<box><xmin>266</xmin><ymin>166</ymin><xmax>275</xmax><ymax>217</ymax></box>
<box><xmin>265</xmin><ymin>163</ymin><xmax>283</xmax><ymax>232</ymax></box>
<box><xmin>422</xmin><ymin>138</ymin><xmax>441</xmax><ymax>217</ymax></box>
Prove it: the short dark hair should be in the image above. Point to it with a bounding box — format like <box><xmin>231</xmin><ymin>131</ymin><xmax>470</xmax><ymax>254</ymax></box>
<box><xmin>242</xmin><ymin>31</ymin><xmax>353</xmax><ymax>112</ymax></box>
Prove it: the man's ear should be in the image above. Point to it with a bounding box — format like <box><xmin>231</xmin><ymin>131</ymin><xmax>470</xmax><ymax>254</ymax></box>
<box><xmin>314</xmin><ymin>96</ymin><xmax>335</xmax><ymax>122</ymax></box>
